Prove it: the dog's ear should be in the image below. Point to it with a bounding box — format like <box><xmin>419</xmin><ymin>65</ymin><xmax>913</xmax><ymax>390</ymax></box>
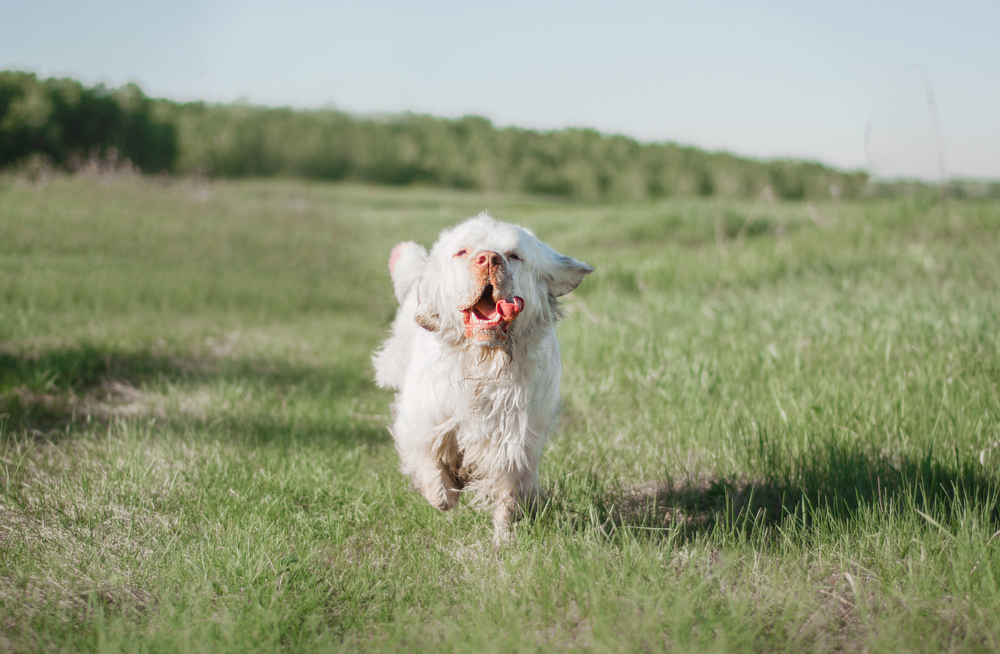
<box><xmin>389</xmin><ymin>242</ymin><xmax>429</xmax><ymax>304</ymax></box>
<box><xmin>413</xmin><ymin>267</ymin><xmax>442</xmax><ymax>332</ymax></box>
<box><xmin>541</xmin><ymin>248</ymin><xmax>594</xmax><ymax>297</ymax></box>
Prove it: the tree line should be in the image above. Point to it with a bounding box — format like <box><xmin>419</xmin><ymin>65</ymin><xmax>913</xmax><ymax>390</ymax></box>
<box><xmin>2</xmin><ymin>71</ymin><xmax>869</xmax><ymax>200</ymax></box>
<box><xmin>0</xmin><ymin>71</ymin><xmax>176</xmax><ymax>173</ymax></box>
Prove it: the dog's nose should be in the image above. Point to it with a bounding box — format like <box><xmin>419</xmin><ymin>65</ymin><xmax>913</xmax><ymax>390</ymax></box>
<box><xmin>474</xmin><ymin>250</ymin><xmax>503</xmax><ymax>270</ymax></box>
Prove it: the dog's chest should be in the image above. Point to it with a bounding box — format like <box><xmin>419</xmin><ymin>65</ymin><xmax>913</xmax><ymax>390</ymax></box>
<box><xmin>454</xmin><ymin>375</ymin><xmax>528</xmax><ymax>443</ymax></box>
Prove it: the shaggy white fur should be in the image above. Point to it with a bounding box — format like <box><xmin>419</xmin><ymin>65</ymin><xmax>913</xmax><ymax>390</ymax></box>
<box><xmin>372</xmin><ymin>213</ymin><xmax>593</xmax><ymax>542</ymax></box>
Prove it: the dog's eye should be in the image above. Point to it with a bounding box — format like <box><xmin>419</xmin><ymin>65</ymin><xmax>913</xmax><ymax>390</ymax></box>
<box><xmin>509</xmin><ymin>253</ymin><xmax>521</xmax><ymax>261</ymax></box>
<box><xmin>455</xmin><ymin>249</ymin><xmax>467</xmax><ymax>257</ymax></box>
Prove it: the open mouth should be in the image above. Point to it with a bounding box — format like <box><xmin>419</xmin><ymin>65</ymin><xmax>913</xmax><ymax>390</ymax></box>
<box><xmin>462</xmin><ymin>284</ymin><xmax>524</xmax><ymax>335</ymax></box>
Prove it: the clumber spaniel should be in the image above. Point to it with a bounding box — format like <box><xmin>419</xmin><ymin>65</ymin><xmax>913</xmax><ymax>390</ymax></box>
<box><xmin>373</xmin><ymin>213</ymin><xmax>593</xmax><ymax>542</ymax></box>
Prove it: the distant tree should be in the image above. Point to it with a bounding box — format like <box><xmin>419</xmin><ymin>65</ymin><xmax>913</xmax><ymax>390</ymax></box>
<box><xmin>0</xmin><ymin>72</ymin><xmax>176</xmax><ymax>172</ymax></box>
<box><xmin>2</xmin><ymin>71</ymin><xmax>875</xmax><ymax>201</ymax></box>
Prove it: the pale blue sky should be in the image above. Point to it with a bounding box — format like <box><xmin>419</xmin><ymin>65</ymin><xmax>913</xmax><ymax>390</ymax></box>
<box><xmin>2</xmin><ymin>0</ymin><xmax>997</xmax><ymax>179</ymax></box>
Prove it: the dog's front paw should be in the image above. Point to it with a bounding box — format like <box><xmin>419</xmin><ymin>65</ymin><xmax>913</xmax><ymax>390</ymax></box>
<box><xmin>491</xmin><ymin>497</ymin><xmax>517</xmax><ymax>546</ymax></box>
<box><xmin>416</xmin><ymin>467</ymin><xmax>461</xmax><ymax>512</ymax></box>
<box><xmin>492</xmin><ymin>524</ymin><xmax>514</xmax><ymax>547</ymax></box>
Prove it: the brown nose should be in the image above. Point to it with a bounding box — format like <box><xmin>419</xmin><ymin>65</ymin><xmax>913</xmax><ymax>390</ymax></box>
<box><xmin>474</xmin><ymin>250</ymin><xmax>503</xmax><ymax>270</ymax></box>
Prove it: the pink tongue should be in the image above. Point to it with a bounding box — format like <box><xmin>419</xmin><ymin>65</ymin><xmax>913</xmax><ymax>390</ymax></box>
<box><xmin>496</xmin><ymin>297</ymin><xmax>524</xmax><ymax>320</ymax></box>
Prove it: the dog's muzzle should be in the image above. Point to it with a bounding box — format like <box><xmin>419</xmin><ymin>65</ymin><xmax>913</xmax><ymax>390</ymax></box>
<box><xmin>462</xmin><ymin>283</ymin><xmax>524</xmax><ymax>339</ymax></box>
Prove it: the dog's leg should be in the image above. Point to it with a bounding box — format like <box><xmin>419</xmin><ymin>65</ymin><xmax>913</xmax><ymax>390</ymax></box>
<box><xmin>492</xmin><ymin>494</ymin><xmax>516</xmax><ymax>545</ymax></box>
<box><xmin>394</xmin><ymin>418</ymin><xmax>463</xmax><ymax>512</ymax></box>
<box><xmin>491</xmin><ymin>470</ymin><xmax>542</xmax><ymax>545</ymax></box>
<box><xmin>412</xmin><ymin>458</ymin><xmax>462</xmax><ymax>512</ymax></box>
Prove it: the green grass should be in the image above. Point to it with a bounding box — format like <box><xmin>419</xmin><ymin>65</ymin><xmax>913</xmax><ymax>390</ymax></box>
<box><xmin>1</xmin><ymin>174</ymin><xmax>999</xmax><ymax>652</ymax></box>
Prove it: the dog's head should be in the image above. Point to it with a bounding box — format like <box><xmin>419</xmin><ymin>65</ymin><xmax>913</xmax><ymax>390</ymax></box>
<box><xmin>404</xmin><ymin>213</ymin><xmax>592</xmax><ymax>349</ymax></box>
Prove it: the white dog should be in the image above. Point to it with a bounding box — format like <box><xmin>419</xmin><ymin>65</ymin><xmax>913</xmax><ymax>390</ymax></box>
<box><xmin>372</xmin><ymin>213</ymin><xmax>592</xmax><ymax>542</ymax></box>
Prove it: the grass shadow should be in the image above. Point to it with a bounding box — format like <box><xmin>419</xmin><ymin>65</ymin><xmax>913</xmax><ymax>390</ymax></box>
<box><xmin>0</xmin><ymin>342</ymin><xmax>389</xmax><ymax>447</ymax></box>
<box><xmin>563</xmin><ymin>426</ymin><xmax>1000</xmax><ymax>542</ymax></box>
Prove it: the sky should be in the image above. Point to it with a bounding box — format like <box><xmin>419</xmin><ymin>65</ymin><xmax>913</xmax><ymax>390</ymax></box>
<box><xmin>2</xmin><ymin>0</ymin><xmax>998</xmax><ymax>180</ymax></box>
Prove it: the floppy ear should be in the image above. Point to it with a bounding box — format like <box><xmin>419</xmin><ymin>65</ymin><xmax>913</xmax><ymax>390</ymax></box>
<box><xmin>413</xmin><ymin>266</ymin><xmax>442</xmax><ymax>332</ymax></box>
<box><xmin>389</xmin><ymin>242</ymin><xmax>428</xmax><ymax>304</ymax></box>
<box><xmin>542</xmin><ymin>249</ymin><xmax>594</xmax><ymax>297</ymax></box>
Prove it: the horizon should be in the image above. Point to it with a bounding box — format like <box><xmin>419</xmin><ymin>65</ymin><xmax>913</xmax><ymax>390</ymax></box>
<box><xmin>3</xmin><ymin>1</ymin><xmax>998</xmax><ymax>181</ymax></box>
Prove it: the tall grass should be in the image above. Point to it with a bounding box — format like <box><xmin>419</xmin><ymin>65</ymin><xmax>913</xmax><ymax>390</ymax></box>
<box><xmin>1</xmin><ymin>175</ymin><xmax>998</xmax><ymax>652</ymax></box>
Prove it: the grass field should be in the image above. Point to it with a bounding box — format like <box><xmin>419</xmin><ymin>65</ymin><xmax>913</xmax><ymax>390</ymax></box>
<box><xmin>1</xmin><ymin>174</ymin><xmax>999</xmax><ymax>652</ymax></box>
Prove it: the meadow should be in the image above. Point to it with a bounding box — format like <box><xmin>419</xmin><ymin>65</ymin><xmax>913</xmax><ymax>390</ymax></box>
<box><xmin>1</xmin><ymin>174</ymin><xmax>999</xmax><ymax>652</ymax></box>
